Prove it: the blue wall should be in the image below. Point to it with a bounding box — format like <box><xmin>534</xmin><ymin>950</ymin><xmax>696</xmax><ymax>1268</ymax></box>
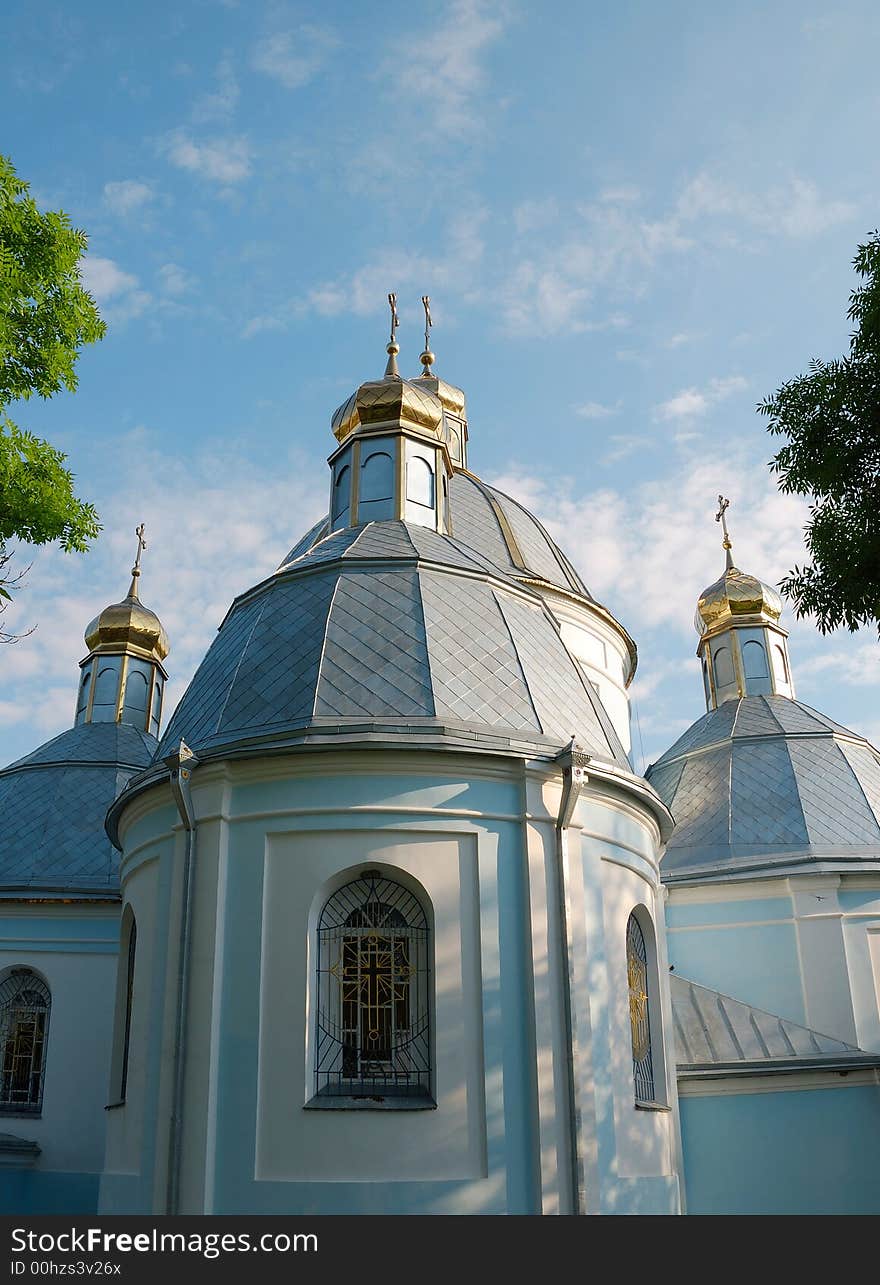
<box><xmin>680</xmin><ymin>1083</ymin><xmax>880</xmax><ymax>1214</ymax></box>
<box><xmin>0</xmin><ymin>1170</ymin><xmax>99</xmax><ymax>1215</ymax></box>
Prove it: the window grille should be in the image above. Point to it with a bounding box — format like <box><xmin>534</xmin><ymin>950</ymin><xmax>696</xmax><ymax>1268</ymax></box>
<box><xmin>0</xmin><ymin>970</ymin><xmax>51</xmax><ymax>1114</ymax></box>
<box><xmin>626</xmin><ymin>913</ymin><xmax>655</xmax><ymax>1104</ymax></box>
<box><xmin>315</xmin><ymin>871</ymin><xmax>430</xmax><ymax>1099</ymax></box>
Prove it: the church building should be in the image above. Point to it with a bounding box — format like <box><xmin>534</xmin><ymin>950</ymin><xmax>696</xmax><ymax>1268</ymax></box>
<box><xmin>1</xmin><ymin>302</ymin><xmax>879</xmax><ymax>1215</ymax></box>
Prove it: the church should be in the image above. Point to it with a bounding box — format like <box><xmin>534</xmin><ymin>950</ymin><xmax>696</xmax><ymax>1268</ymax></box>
<box><xmin>2</xmin><ymin>301</ymin><xmax>879</xmax><ymax>1216</ymax></box>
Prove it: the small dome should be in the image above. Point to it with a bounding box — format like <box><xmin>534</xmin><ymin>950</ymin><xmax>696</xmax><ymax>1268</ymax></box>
<box><xmin>646</xmin><ymin>695</ymin><xmax>880</xmax><ymax>882</ymax></box>
<box><xmin>0</xmin><ymin>722</ymin><xmax>156</xmax><ymax>894</ymax></box>
<box><xmin>414</xmin><ymin>372</ymin><xmax>466</xmax><ymax>417</ymax></box>
<box><xmin>695</xmin><ymin>565</ymin><xmax>783</xmax><ymax>636</ymax></box>
<box><xmin>85</xmin><ymin>583</ymin><xmax>169</xmax><ymax>662</ymax></box>
<box><xmin>331</xmin><ymin>375</ymin><xmax>443</xmax><ymax>443</ymax></box>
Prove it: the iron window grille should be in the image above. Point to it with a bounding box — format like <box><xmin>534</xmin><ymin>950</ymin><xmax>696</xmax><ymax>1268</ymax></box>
<box><xmin>627</xmin><ymin>913</ymin><xmax>655</xmax><ymax>1105</ymax></box>
<box><xmin>0</xmin><ymin>969</ymin><xmax>51</xmax><ymax>1115</ymax></box>
<box><xmin>315</xmin><ymin>871</ymin><xmax>430</xmax><ymax>1100</ymax></box>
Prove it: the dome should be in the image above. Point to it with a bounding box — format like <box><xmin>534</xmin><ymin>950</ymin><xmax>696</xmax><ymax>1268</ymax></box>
<box><xmin>84</xmin><ymin>579</ymin><xmax>169</xmax><ymax>662</ymax></box>
<box><xmin>149</xmin><ymin>519</ymin><xmax>630</xmax><ymax>773</ymax></box>
<box><xmin>695</xmin><ymin>565</ymin><xmax>783</xmax><ymax>636</ymax></box>
<box><xmin>0</xmin><ymin>722</ymin><xmax>157</xmax><ymax>896</ymax></box>
<box><xmin>331</xmin><ymin>374</ymin><xmax>443</xmax><ymax>443</ymax></box>
<box><xmin>283</xmin><ymin>471</ymin><xmax>594</xmax><ymax>600</ymax></box>
<box><xmin>646</xmin><ymin>695</ymin><xmax>880</xmax><ymax>883</ymax></box>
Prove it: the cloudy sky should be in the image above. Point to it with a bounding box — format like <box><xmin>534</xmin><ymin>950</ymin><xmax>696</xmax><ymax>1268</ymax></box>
<box><xmin>2</xmin><ymin>0</ymin><xmax>878</xmax><ymax>769</ymax></box>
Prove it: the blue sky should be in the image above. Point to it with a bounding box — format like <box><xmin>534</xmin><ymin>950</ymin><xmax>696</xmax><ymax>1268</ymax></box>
<box><xmin>2</xmin><ymin>0</ymin><xmax>878</xmax><ymax>769</ymax></box>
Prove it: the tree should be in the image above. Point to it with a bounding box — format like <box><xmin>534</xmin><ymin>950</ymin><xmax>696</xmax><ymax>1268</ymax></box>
<box><xmin>0</xmin><ymin>154</ymin><xmax>104</xmax><ymax>628</ymax></box>
<box><xmin>759</xmin><ymin>231</ymin><xmax>880</xmax><ymax>634</ymax></box>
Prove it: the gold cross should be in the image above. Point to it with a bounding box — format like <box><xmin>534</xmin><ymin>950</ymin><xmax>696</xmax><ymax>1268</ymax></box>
<box><xmin>387</xmin><ymin>292</ymin><xmax>399</xmax><ymax>344</ymax></box>
<box><xmin>421</xmin><ymin>295</ymin><xmax>432</xmax><ymax>351</ymax></box>
<box><xmin>133</xmin><ymin>523</ymin><xmax>147</xmax><ymax>571</ymax></box>
<box><xmin>715</xmin><ymin>495</ymin><xmax>732</xmax><ymax>550</ymax></box>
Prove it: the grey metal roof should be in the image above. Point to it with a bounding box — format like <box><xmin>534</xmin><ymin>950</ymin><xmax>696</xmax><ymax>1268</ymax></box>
<box><xmin>0</xmin><ymin>723</ymin><xmax>157</xmax><ymax>896</ymax></box>
<box><xmin>646</xmin><ymin>695</ymin><xmax>880</xmax><ymax>883</ymax></box>
<box><xmin>156</xmin><ymin>520</ymin><xmax>629</xmax><ymax>769</ymax></box>
<box><xmin>671</xmin><ymin>974</ymin><xmax>878</xmax><ymax>1075</ymax></box>
<box><xmin>279</xmin><ymin>471</ymin><xmax>592</xmax><ymax>598</ymax></box>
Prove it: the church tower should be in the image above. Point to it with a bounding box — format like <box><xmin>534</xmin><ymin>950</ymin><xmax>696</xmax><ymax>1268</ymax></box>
<box><xmin>99</xmin><ymin>311</ymin><xmax>683</xmax><ymax>1217</ymax></box>
<box><xmin>695</xmin><ymin>497</ymin><xmax>794</xmax><ymax>709</ymax></box>
<box><xmin>0</xmin><ymin>532</ymin><xmax>169</xmax><ymax>1214</ymax></box>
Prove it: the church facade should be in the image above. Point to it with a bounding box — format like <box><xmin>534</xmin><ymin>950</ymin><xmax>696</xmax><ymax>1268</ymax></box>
<box><xmin>1</xmin><ymin>313</ymin><xmax>879</xmax><ymax>1215</ymax></box>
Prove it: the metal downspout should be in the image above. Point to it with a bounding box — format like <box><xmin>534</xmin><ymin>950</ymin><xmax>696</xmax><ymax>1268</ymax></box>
<box><xmin>163</xmin><ymin>739</ymin><xmax>199</xmax><ymax>1215</ymax></box>
<box><xmin>555</xmin><ymin>739</ymin><xmax>590</xmax><ymax>1215</ymax></box>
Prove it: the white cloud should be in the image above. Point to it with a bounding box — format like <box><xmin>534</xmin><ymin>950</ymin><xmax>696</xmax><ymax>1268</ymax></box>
<box><xmin>574</xmin><ymin>400</ymin><xmax>621</xmax><ymax>420</ymax></box>
<box><xmin>79</xmin><ymin>255</ymin><xmax>152</xmax><ymax>323</ymax></box>
<box><xmin>306</xmin><ymin>209</ymin><xmax>487</xmax><ymax>322</ymax></box>
<box><xmin>162</xmin><ymin>131</ymin><xmax>252</xmax><ymax>183</ymax></box>
<box><xmin>655</xmin><ymin>375</ymin><xmax>748</xmax><ymax>421</ymax></box>
<box><xmin>241</xmin><ymin>314</ymin><xmax>286</xmax><ymax>339</ymax></box>
<box><xmin>192</xmin><ymin>57</ymin><xmax>239</xmax><ymax>123</ymax></box>
<box><xmin>158</xmin><ymin>263</ymin><xmax>194</xmax><ymax>297</ymax></box>
<box><xmin>80</xmin><ymin>255</ymin><xmax>137</xmax><ymax>300</ymax></box>
<box><xmin>677</xmin><ymin>173</ymin><xmax>856</xmax><ymax>239</ymax></box>
<box><xmin>1</xmin><ymin>438</ymin><xmax>328</xmax><ymax>760</ymax></box>
<box><xmin>797</xmin><ymin>644</ymin><xmax>880</xmax><ymax>686</ymax></box>
<box><xmin>103</xmin><ymin>180</ymin><xmax>156</xmax><ymax>216</ymax></box>
<box><xmin>383</xmin><ymin>0</ymin><xmax>508</xmax><ymax>136</ymax></box>
<box><xmin>487</xmin><ymin>451</ymin><xmax>811</xmax><ymax>639</ymax></box>
<box><xmin>513</xmin><ymin>198</ymin><xmax>558</xmax><ymax>236</ymax></box>
<box><xmin>251</xmin><ymin>26</ymin><xmax>337</xmax><ymax>89</ymax></box>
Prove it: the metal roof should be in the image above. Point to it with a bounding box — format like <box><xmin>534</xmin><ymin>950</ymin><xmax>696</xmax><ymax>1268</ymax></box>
<box><xmin>671</xmin><ymin>974</ymin><xmax>879</xmax><ymax>1075</ymax></box>
<box><xmin>0</xmin><ymin>723</ymin><xmax>157</xmax><ymax>896</ymax></box>
<box><xmin>647</xmin><ymin>695</ymin><xmax>880</xmax><ymax>883</ymax></box>
<box><xmin>279</xmin><ymin>471</ymin><xmax>593</xmax><ymax>598</ymax></box>
<box><xmin>156</xmin><ymin>522</ymin><xmax>629</xmax><ymax>769</ymax></box>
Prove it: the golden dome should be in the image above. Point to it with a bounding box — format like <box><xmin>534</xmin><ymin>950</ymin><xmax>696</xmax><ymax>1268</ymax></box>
<box><xmin>415</xmin><ymin>371</ymin><xmax>466</xmax><ymax>417</ymax></box>
<box><xmin>85</xmin><ymin>572</ymin><xmax>169</xmax><ymax>662</ymax></box>
<box><xmin>330</xmin><ymin>344</ymin><xmax>444</xmax><ymax>443</ymax></box>
<box><xmin>695</xmin><ymin>565</ymin><xmax>783</xmax><ymax>636</ymax></box>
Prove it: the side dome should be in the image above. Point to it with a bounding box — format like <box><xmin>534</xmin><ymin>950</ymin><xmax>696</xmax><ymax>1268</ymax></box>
<box><xmin>85</xmin><ymin>589</ymin><xmax>169</xmax><ymax>662</ymax></box>
<box><xmin>646</xmin><ymin>695</ymin><xmax>880</xmax><ymax>883</ymax></box>
<box><xmin>0</xmin><ymin>723</ymin><xmax>157</xmax><ymax>895</ymax></box>
<box><xmin>696</xmin><ymin>566</ymin><xmax>783</xmax><ymax>636</ymax></box>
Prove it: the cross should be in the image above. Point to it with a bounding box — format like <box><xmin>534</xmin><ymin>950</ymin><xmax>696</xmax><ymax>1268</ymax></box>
<box><xmin>715</xmin><ymin>495</ymin><xmax>732</xmax><ymax>548</ymax></box>
<box><xmin>387</xmin><ymin>292</ymin><xmax>399</xmax><ymax>345</ymax></box>
<box><xmin>421</xmin><ymin>295</ymin><xmax>432</xmax><ymax>352</ymax></box>
<box><xmin>133</xmin><ymin>523</ymin><xmax>147</xmax><ymax>571</ymax></box>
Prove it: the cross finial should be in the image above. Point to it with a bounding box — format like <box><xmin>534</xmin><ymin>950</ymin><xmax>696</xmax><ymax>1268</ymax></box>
<box><xmin>715</xmin><ymin>495</ymin><xmax>734</xmax><ymax>569</ymax></box>
<box><xmin>128</xmin><ymin>522</ymin><xmax>147</xmax><ymax>599</ymax></box>
<box><xmin>419</xmin><ymin>294</ymin><xmax>435</xmax><ymax>376</ymax></box>
<box><xmin>133</xmin><ymin>522</ymin><xmax>147</xmax><ymax>572</ymax></box>
<box><xmin>384</xmin><ymin>292</ymin><xmax>401</xmax><ymax>377</ymax></box>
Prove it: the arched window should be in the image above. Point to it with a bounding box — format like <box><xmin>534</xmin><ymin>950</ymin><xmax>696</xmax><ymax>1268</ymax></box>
<box><xmin>150</xmin><ymin>677</ymin><xmax>163</xmax><ymax>737</ymax></box>
<box><xmin>742</xmin><ymin>639</ymin><xmax>768</xmax><ymax>679</ymax></box>
<box><xmin>315</xmin><ymin>870</ymin><xmax>430</xmax><ymax>1101</ymax></box>
<box><xmin>773</xmin><ymin>645</ymin><xmax>789</xmax><ymax>685</ymax></box>
<box><xmin>119</xmin><ymin>917</ymin><xmax>137</xmax><ymax>1101</ymax></box>
<box><xmin>332</xmin><ymin>465</ymin><xmax>351</xmax><ymax>529</ymax></box>
<box><xmin>359</xmin><ymin>451</ymin><xmax>395</xmax><ymax>521</ymax></box>
<box><xmin>626</xmin><ymin>913</ymin><xmax>655</xmax><ymax>1105</ymax></box>
<box><xmin>406</xmin><ymin>456</ymin><xmax>434</xmax><ymax>508</ymax></box>
<box><xmin>92</xmin><ymin>662</ymin><xmax>119</xmax><ymax>722</ymax></box>
<box><xmin>123</xmin><ymin>668</ymin><xmax>149</xmax><ymax>720</ymax></box>
<box><xmin>713</xmin><ymin>644</ymin><xmax>734</xmax><ymax>690</ymax></box>
<box><xmin>0</xmin><ymin>969</ymin><xmax>51</xmax><ymax>1114</ymax></box>
<box><xmin>76</xmin><ymin>666</ymin><xmax>92</xmax><ymax>720</ymax></box>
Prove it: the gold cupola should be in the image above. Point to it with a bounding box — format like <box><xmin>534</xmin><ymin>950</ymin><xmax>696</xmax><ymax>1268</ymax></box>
<box><xmin>326</xmin><ymin>295</ymin><xmax>459</xmax><ymax>534</ymax></box>
<box><xmin>695</xmin><ymin>498</ymin><xmax>794</xmax><ymax>710</ymax></box>
<box><xmin>75</xmin><ymin>526</ymin><xmax>169</xmax><ymax>737</ymax></box>
<box><xmin>411</xmin><ymin>295</ymin><xmax>468</xmax><ymax>468</ymax></box>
